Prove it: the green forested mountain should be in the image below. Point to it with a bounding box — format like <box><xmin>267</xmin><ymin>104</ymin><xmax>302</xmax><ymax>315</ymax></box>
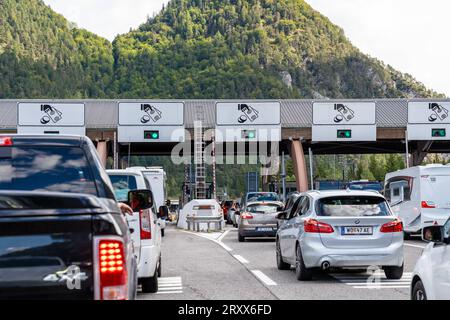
<box><xmin>113</xmin><ymin>0</ymin><xmax>442</xmax><ymax>99</ymax></box>
<box><xmin>0</xmin><ymin>0</ymin><xmax>444</xmax><ymax>99</ymax></box>
<box><xmin>0</xmin><ymin>0</ymin><xmax>113</xmax><ymax>98</ymax></box>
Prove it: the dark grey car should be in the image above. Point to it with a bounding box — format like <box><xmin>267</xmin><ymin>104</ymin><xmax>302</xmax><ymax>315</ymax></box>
<box><xmin>238</xmin><ymin>201</ymin><xmax>284</xmax><ymax>242</ymax></box>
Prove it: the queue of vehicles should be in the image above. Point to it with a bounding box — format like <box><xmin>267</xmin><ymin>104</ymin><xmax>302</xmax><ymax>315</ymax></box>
<box><xmin>227</xmin><ymin>168</ymin><xmax>450</xmax><ymax>299</ymax></box>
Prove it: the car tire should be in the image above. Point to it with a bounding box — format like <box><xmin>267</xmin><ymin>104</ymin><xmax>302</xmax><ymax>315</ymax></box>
<box><xmin>141</xmin><ymin>273</ymin><xmax>158</xmax><ymax>293</ymax></box>
<box><xmin>238</xmin><ymin>234</ymin><xmax>245</xmax><ymax>242</ymax></box>
<box><xmin>157</xmin><ymin>256</ymin><xmax>162</xmax><ymax>277</ymax></box>
<box><xmin>276</xmin><ymin>239</ymin><xmax>290</xmax><ymax>270</ymax></box>
<box><xmin>412</xmin><ymin>280</ymin><xmax>427</xmax><ymax>300</ymax></box>
<box><xmin>384</xmin><ymin>264</ymin><xmax>404</xmax><ymax>280</ymax></box>
<box><xmin>295</xmin><ymin>244</ymin><xmax>313</xmax><ymax>281</ymax></box>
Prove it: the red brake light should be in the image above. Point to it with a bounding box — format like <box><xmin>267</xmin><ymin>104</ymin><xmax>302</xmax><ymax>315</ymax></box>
<box><xmin>304</xmin><ymin>219</ymin><xmax>334</xmax><ymax>233</ymax></box>
<box><xmin>98</xmin><ymin>239</ymin><xmax>127</xmax><ymax>300</ymax></box>
<box><xmin>380</xmin><ymin>219</ymin><xmax>403</xmax><ymax>233</ymax></box>
<box><xmin>421</xmin><ymin>201</ymin><xmax>436</xmax><ymax>209</ymax></box>
<box><xmin>0</xmin><ymin>137</ymin><xmax>12</xmax><ymax>146</ymax></box>
<box><xmin>140</xmin><ymin>209</ymin><xmax>152</xmax><ymax>239</ymax></box>
<box><xmin>241</xmin><ymin>212</ymin><xmax>254</xmax><ymax>219</ymax></box>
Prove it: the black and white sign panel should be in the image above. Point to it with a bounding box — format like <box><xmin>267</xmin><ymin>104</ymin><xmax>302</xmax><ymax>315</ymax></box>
<box><xmin>408</xmin><ymin>101</ymin><xmax>450</xmax><ymax>124</ymax></box>
<box><xmin>119</xmin><ymin>102</ymin><xmax>184</xmax><ymax>126</ymax></box>
<box><xmin>408</xmin><ymin>101</ymin><xmax>450</xmax><ymax>140</ymax></box>
<box><xmin>17</xmin><ymin>103</ymin><xmax>85</xmax><ymax>135</ymax></box>
<box><xmin>216</xmin><ymin>102</ymin><xmax>281</xmax><ymax>126</ymax></box>
<box><xmin>313</xmin><ymin>102</ymin><xmax>376</xmax><ymax>125</ymax></box>
<box><xmin>312</xmin><ymin>102</ymin><xmax>376</xmax><ymax>142</ymax></box>
<box><xmin>18</xmin><ymin>103</ymin><xmax>85</xmax><ymax>126</ymax></box>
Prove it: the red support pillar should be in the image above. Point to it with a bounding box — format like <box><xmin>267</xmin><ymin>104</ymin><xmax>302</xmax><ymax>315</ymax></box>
<box><xmin>290</xmin><ymin>139</ymin><xmax>309</xmax><ymax>192</ymax></box>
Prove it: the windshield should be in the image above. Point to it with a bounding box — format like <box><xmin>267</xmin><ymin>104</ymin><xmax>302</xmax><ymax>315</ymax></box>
<box><xmin>247</xmin><ymin>203</ymin><xmax>283</xmax><ymax>214</ymax></box>
<box><xmin>0</xmin><ymin>146</ymin><xmax>97</xmax><ymax>195</ymax></box>
<box><xmin>247</xmin><ymin>193</ymin><xmax>279</xmax><ymax>202</ymax></box>
<box><xmin>348</xmin><ymin>183</ymin><xmax>383</xmax><ymax>191</ymax></box>
<box><xmin>317</xmin><ymin>196</ymin><xmax>391</xmax><ymax>217</ymax></box>
<box><xmin>109</xmin><ymin>175</ymin><xmax>138</xmax><ymax>202</ymax></box>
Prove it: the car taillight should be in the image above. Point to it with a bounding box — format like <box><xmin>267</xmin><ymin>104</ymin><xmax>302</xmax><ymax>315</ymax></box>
<box><xmin>140</xmin><ymin>209</ymin><xmax>152</xmax><ymax>240</ymax></box>
<box><xmin>97</xmin><ymin>239</ymin><xmax>127</xmax><ymax>300</ymax></box>
<box><xmin>380</xmin><ymin>219</ymin><xmax>403</xmax><ymax>233</ymax></box>
<box><xmin>241</xmin><ymin>212</ymin><xmax>253</xmax><ymax>219</ymax></box>
<box><xmin>304</xmin><ymin>219</ymin><xmax>334</xmax><ymax>234</ymax></box>
<box><xmin>0</xmin><ymin>137</ymin><xmax>12</xmax><ymax>146</ymax></box>
<box><xmin>421</xmin><ymin>201</ymin><xmax>436</xmax><ymax>209</ymax></box>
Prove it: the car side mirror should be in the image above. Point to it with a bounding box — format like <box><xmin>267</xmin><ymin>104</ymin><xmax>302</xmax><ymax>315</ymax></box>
<box><xmin>158</xmin><ymin>205</ymin><xmax>169</xmax><ymax>219</ymax></box>
<box><xmin>277</xmin><ymin>211</ymin><xmax>287</xmax><ymax>220</ymax></box>
<box><xmin>128</xmin><ymin>189</ymin><xmax>153</xmax><ymax>211</ymax></box>
<box><xmin>422</xmin><ymin>226</ymin><xmax>445</xmax><ymax>243</ymax></box>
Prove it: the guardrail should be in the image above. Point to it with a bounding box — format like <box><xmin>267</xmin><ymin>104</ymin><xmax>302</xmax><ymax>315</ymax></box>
<box><xmin>186</xmin><ymin>216</ymin><xmax>223</xmax><ymax>232</ymax></box>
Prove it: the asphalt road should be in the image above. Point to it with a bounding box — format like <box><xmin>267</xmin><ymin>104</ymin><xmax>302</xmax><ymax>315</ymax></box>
<box><xmin>139</xmin><ymin>224</ymin><xmax>427</xmax><ymax>300</ymax></box>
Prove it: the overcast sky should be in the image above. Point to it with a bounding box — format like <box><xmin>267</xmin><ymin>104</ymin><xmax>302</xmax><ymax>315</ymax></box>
<box><xmin>43</xmin><ymin>0</ymin><xmax>450</xmax><ymax>96</ymax></box>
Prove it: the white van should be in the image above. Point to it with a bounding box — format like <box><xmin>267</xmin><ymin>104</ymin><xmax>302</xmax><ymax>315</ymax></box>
<box><xmin>129</xmin><ymin>167</ymin><xmax>168</xmax><ymax>236</ymax></box>
<box><xmin>107</xmin><ymin>169</ymin><xmax>163</xmax><ymax>293</ymax></box>
<box><xmin>385</xmin><ymin>164</ymin><xmax>450</xmax><ymax>238</ymax></box>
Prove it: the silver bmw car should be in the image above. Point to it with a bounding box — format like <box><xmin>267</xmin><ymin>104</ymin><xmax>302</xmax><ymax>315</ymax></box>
<box><xmin>276</xmin><ymin>190</ymin><xmax>404</xmax><ymax>281</ymax></box>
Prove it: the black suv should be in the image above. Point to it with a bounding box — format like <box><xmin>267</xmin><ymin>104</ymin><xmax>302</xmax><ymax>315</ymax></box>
<box><xmin>0</xmin><ymin>135</ymin><xmax>137</xmax><ymax>300</ymax></box>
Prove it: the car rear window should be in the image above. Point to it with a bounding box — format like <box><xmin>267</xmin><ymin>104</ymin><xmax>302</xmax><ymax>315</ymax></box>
<box><xmin>109</xmin><ymin>175</ymin><xmax>138</xmax><ymax>202</ymax></box>
<box><xmin>0</xmin><ymin>146</ymin><xmax>97</xmax><ymax>195</ymax></box>
<box><xmin>247</xmin><ymin>193</ymin><xmax>279</xmax><ymax>202</ymax></box>
<box><xmin>316</xmin><ymin>196</ymin><xmax>391</xmax><ymax>217</ymax></box>
<box><xmin>247</xmin><ymin>203</ymin><xmax>283</xmax><ymax>214</ymax></box>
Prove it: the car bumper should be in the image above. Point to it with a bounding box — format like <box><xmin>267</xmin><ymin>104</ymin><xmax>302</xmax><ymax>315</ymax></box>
<box><xmin>239</xmin><ymin>226</ymin><xmax>277</xmax><ymax>238</ymax></box>
<box><xmin>301</xmin><ymin>236</ymin><xmax>404</xmax><ymax>269</ymax></box>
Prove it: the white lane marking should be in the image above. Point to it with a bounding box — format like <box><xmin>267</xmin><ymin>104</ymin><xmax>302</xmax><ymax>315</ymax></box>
<box><xmin>156</xmin><ymin>291</ymin><xmax>183</xmax><ymax>294</ymax></box>
<box><xmin>218</xmin><ymin>229</ymin><xmax>232</xmax><ymax>242</ymax></box>
<box><xmin>158</xmin><ymin>287</ymin><xmax>183</xmax><ymax>291</ymax></box>
<box><xmin>233</xmin><ymin>255</ymin><xmax>249</xmax><ymax>264</ymax></box>
<box><xmin>251</xmin><ymin>270</ymin><xmax>277</xmax><ymax>286</ymax></box>
<box><xmin>333</xmin><ymin>273</ymin><xmax>411</xmax><ymax>290</ymax></box>
<box><xmin>157</xmin><ymin>277</ymin><xmax>183</xmax><ymax>294</ymax></box>
<box><xmin>404</xmin><ymin>243</ymin><xmax>426</xmax><ymax>249</ymax></box>
<box><xmin>215</xmin><ymin>240</ymin><xmax>233</xmax><ymax>252</ymax></box>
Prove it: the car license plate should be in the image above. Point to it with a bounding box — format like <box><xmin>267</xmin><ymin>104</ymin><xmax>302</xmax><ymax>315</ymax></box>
<box><xmin>256</xmin><ymin>227</ymin><xmax>273</xmax><ymax>232</ymax></box>
<box><xmin>341</xmin><ymin>226</ymin><xmax>373</xmax><ymax>235</ymax></box>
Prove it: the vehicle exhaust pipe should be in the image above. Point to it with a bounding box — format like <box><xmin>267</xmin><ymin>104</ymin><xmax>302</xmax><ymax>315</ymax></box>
<box><xmin>322</xmin><ymin>261</ymin><xmax>330</xmax><ymax>270</ymax></box>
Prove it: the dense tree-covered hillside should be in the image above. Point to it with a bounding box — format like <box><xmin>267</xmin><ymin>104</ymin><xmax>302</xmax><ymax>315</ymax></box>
<box><xmin>113</xmin><ymin>0</ymin><xmax>442</xmax><ymax>99</ymax></box>
<box><xmin>0</xmin><ymin>0</ymin><xmax>113</xmax><ymax>98</ymax></box>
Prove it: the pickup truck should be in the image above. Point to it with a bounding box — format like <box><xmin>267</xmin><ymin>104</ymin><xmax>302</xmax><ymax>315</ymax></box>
<box><xmin>0</xmin><ymin>135</ymin><xmax>137</xmax><ymax>300</ymax></box>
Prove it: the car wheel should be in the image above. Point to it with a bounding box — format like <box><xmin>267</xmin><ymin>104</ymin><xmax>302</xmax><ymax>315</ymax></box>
<box><xmin>238</xmin><ymin>234</ymin><xmax>245</xmax><ymax>242</ymax></box>
<box><xmin>276</xmin><ymin>239</ymin><xmax>290</xmax><ymax>270</ymax></box>
<box><xmin>157</xmin><ymin>256</ymin><xmax>162</xmax><ymax>277</ymax></box>
<box><xmin>412</xmin><ymin>280</ymin><xmax>427</xmax><ymax>300</ymax></box>
<box><xmin>295</xmin><ymin>244</ymin><xmax>313</xmax><ymax>281</ymax></box>
<box><xmin>141</xmin><ymin>274</ymin><xmax>158</xmax><ymax>293</ymax></box>
<box><xmin>384</xmin><ymin>264</ymin><xmax>404</xmax><ymax>280</ymax></box>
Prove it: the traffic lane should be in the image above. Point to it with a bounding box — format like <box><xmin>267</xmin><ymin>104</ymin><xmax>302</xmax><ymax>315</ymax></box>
<box><xmin>138</xmin><ymin>225</ymin><xmax>277</xmax><ymax>300</ymax></box>
<box><xmin>222</xmin><ymin>229</ymin><xmax>425</xmax><ymax>300</ymax></box>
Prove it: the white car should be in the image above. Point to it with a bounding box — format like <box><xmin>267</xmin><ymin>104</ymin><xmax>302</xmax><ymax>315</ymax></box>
<box><xmin>129</xmin><ymin>167</ymin><xmax>168</xmax><ymax>236</ymax></box>
<box><xmin>411</xmin><ymin>219</ymin><xmax>450</xmax><ymax>300</ymax></box>
<box><xmin>107</xmin><ymin>169</ymin><xmax>163</xmax><ymax>293</ymax></box>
